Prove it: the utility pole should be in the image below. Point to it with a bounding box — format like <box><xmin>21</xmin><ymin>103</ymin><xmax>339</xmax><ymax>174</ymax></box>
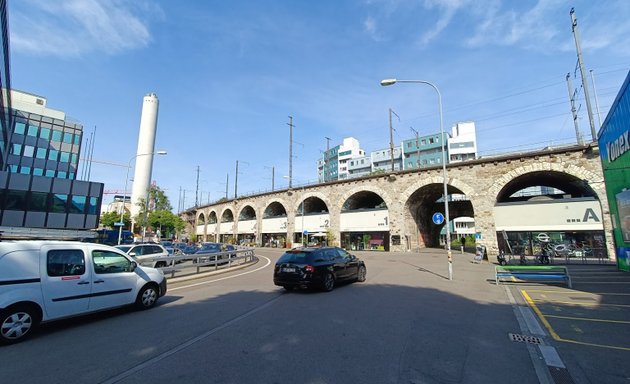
<box><xmin>235</xmin><ymin>160</ymin><xmax>239</xmax><ymax>199</ymax></box>
<box><xmin>590</xmin><ymin>69</ymin><xmax>603</xmax><ymax>128</ymax></box>
<box><xmin>410</xmin><ymin>127</ymin><xmax>420</xmax><ymax>169</ymax></box>
<box><xmin>178</xmin><ymin>186</ymin><xmax>182</xmax><ymax>213</ymax></box>
<box><xmin>570</xmin><ymin>8</ymin><xmax>596</xmax><ymax>141</ymax></box>
<box><xmin>288</xmin><ymin>116</ymin><xmax>294</xmax><ymax>189</ymax></box>
<box><xmin>566</xmin><ymin>73</ymin><xmax>584</xmax><ymax>145</ymax></box>
<box><xmin>195</xmin><ymin>165</ymin><xmax>200</xmax><ymax>206</ymax></box>
<box><xmin>325</xmin><ymin>136</ymin><xmax>331</xmax><ymax>151</ymax></box>
<box><xmin>388</xmin><ymin>108</ymin><xmax>400</xmax><ymax>172</ymax></box>
<box><xmin>225</xmin><ymin>173</ymin><xmax>229</xmax><ymax>199</ymax></box>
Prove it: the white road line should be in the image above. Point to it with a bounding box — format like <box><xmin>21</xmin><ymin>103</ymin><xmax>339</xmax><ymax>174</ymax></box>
<box><xmin>169</xmin><ymin>255</ymin><xmax>272</xmax><ymax>291</ymax></box>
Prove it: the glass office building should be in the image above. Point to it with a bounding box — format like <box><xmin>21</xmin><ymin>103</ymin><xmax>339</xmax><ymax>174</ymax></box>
<box><xmin>0</xmin><ymin>90</ymin><xmax>103</xmax><ymax>234</ymax></box>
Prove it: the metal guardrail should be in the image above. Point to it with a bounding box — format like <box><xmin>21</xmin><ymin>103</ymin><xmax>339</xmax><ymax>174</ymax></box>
<box><xmin>136</xmin><ymin>248</ymin><xmax>257</xmax><ymax>279</ymax></box>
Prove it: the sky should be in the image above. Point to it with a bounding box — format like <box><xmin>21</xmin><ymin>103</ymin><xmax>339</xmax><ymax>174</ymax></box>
<box><xmin>7</xmin><ymin>0</ymin><xmax>630</xmax><ymax>212</ymax></box>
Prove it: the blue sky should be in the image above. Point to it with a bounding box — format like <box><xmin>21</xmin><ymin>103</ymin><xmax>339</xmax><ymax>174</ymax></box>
<box><xmin>7</xmin><ymin>0</ymin><xmax>630</xmax><ymax>211</ymax></box>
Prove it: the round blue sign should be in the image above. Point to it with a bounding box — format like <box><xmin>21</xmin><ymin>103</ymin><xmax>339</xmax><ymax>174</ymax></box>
<box><xmin>432</xmin><ymin>212</ymin><xmax>444</xmax><ymax>225</ymax></box>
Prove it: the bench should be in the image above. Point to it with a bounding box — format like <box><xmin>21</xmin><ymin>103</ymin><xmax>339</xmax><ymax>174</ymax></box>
<box><xmin>495</xmin><ymin>265</ymin><xmax>571</xmax><ymax>288</ymax></box>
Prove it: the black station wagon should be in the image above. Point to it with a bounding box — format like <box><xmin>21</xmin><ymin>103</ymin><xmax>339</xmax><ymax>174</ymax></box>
<box><xmin>273</xmin><ymin>247</ymin><xmax>366</xmax><ymax>292</ymax></box>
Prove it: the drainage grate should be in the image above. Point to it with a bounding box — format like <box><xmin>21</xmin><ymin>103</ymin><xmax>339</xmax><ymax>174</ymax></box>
<box><xmin>509</xmin><ymin>333</ymin><xmax>544</xmax><ymax>345</ymax></box>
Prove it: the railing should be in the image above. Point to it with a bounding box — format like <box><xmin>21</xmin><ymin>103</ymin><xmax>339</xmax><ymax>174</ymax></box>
<box><xmin>136</xmin><ymin>248</ymin><xmax>257</xmax><ymax>279</ymax></box>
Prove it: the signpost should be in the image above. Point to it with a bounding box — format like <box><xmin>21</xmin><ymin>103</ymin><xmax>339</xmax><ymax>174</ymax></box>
<box><xmin>432</xmin><ymin>212</ymin><xmax>444</xmax><ymax>225</ymax></box>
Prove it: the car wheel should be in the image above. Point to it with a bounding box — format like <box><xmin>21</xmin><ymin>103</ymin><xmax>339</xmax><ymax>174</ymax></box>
<box><xmin>0</xmin><ymin>304</ymin><xmax>40</xmax><ymax>345</ymax></box>
<box><xmin>283</xmin><ymin>285</ymin><xmax>294</xmax><ymax>292</ymax></box>
<box><xmin>136</xmin><ymin>284</ymin><xmax>159</xmax><ymax>310</ymax></box>
<box><xmin>356</xmin><ymin>266</ymin><xmax>367</xmax><ymax>282</ymax></box>
<box><xmin>322</xmin><ymin>272</ymin><xmax>335</xmax><ymax>292</ymax></box>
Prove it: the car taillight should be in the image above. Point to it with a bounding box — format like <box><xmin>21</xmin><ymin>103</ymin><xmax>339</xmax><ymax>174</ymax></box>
<box><xmin>304</xmin><ymin>265</ymin><xmax>315</xmax><ymax>273</ymax></box>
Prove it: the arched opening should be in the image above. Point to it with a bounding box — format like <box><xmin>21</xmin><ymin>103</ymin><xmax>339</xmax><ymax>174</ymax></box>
<box><xmin>494</xmin><ymin>171</ymin><xmax>606</xmax><ymax>259</ymax></box>
<box><xmin>406</xmin><ymin>184</ymin><xmax>471</xmax><ymax>249</ymax></box>
<box><xmin>237</xmin><ymin>205</ymin><xmax>257</xmax><ymax>245</ymax></box>
<box><xmin>197</xmin><ymin>213</ymin><xmax>206</xmax><ymax>225</ymax></box>
<box><xmin>221</xmin><ymin>209</ymin><xmax>234</xmax><ymax>223</ymax></box>
<box><xmin>209</xmin><ymin>211</ymin><xmax>218</xmax><ymax>224</ymax></box>
<box><xmin>262</xmin><ymin>202</ymin><xmax>288</xmax><ymax>248</ymax></box>
<box><xmin>295</xmin><ymin>196</ymin><xmax>330</xmax><ymax>246</ymax></box>
<box><xmin>340</xmin><ymin>191</ymin><xmax>389</xmax><ymax>251</ymax></box>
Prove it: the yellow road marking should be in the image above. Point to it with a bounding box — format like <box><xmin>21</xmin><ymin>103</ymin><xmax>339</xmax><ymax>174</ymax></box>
<box><xmin>524</xmin><ymin>290</ymin><xmax>630</xmax><ymax>296</ymax></box>
<box><xmin>544</xmin><ymin>315</ymin><xmax>630</xmax><ymax>324</ymax></box>
<box><xmin>531</xmin><ymin>299</ymin><xmax>630</xmax><ymax>308</ymax></box>
<box><xmin>521</xmin><ymin>290</ymin><xmax>630</xmax><ymax>351</ymax></box>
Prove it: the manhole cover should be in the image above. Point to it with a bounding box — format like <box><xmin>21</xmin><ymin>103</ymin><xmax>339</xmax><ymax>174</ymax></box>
<box><xmin>509</xmin><ymin>333</ymin><xmax>544</xmax><ymax>345</ymax></box>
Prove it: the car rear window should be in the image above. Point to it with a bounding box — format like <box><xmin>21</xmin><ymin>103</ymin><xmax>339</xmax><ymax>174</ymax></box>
<box><xmin>278</xmin><ymin>251</ymin><xmax>311</xmax><ymax>264</ymax></box>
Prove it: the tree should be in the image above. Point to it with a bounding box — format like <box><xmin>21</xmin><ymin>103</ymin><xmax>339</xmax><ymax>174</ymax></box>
<box><xmin>148</xmin><ymin>210</ymin><xmax>185</xmax><ymax>239</ymax></box>
<box><xmin>100</xmin><ymin>211</ymin><xmax>130</xmax><ymax>229</ymax></box>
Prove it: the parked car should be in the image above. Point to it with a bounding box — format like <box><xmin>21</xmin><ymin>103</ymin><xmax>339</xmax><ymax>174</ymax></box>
<box><xmin>0</xmin><ymin>241</ymin><xmax>166</xmax><ymax>344</ymax></box>
<box><xmin>194</xmin><ymin>243</ymin><xmax>236</xmax><ymax>264</ymax></box>
<box><xmin>114</xmin><ymin>243</ymin><xmax>171</xmax><ymax>268</ymax></box>
<box><xmin>273</xmin><ymin>246</ymin><xmax>366</xmax><ymax>292</ymax></box>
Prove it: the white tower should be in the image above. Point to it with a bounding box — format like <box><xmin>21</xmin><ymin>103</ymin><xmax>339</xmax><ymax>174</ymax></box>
<box><xmin>130</xmin><ymin>93</ymin><xmax>159</xmax><ymax>222</ymax></box>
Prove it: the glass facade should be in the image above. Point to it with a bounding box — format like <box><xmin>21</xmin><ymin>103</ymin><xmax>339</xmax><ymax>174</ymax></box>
<box><xmin>598</xmin><ymin>70</ymin><xmax>630</xmax><ymax>271</ymax></box>
<box><xmin>5</xmin><ymin>111</ymin><xmax>82</xmax><ymax>180</ymax></box>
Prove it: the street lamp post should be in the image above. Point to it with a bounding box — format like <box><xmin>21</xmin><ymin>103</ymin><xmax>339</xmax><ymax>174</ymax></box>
<box><xmin>117</xmin><ymin>151</ymin><xmax>167</xmax><ymax>245</ymax></box>
<box><xmin>381</xmin><ymin>78</ymin><xmax>452</xmax><ymax>280</ymax></box>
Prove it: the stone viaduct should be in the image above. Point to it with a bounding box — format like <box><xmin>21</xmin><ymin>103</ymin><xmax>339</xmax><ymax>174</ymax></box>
<box><xmin>182</xmin><ymin>143</ymin><xmax>613</xmax><ymax>260</ymax></box>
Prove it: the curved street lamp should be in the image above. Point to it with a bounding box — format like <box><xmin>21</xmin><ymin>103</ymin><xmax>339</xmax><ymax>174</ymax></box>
<box><xmin>380</xmin><ymin>78</ymin><xmax>452</xmax><ymax>280</ymax></box>
<box><xmin>117</xmin><ymin>150</ymin><xmax>167</xmax><ymax>245</ymax></box>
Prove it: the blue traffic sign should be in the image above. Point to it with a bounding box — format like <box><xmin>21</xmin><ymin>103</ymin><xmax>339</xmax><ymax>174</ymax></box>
<box><xmin>303</xmin><ymin>230</ymin><xmax>308</xmax><ymax>235</ymax></box>
<box><xmin>432</xmin><ymin>212</ymin><xmax>444</xmax><ymax>225</ymax></box>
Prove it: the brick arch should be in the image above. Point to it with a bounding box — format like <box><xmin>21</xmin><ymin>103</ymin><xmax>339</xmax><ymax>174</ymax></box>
<box><xmin>196</xmin><ymin>211</ymin><xmax>206</xmax><ymax>225</ymax></box>
<box><xmin>263</xmin><ymin>198</ymin><xmax>290</xmax><ymax>216</ymax></box>
<box><xmin>207</xmin><ymin>210</ymin><xmax>219</xmax><ymax>224</ymax></box>
<box><xmin>337</xmin><ymin>185</ymin><xmax>392</xmax><ymax>213</ymax></box>
<box><xmin>288</xmin><ymin>191</ymin><xmax>331</xmax><ymax>212</ymax></box>
<box><xmin>236</xmin><ymin>203</ymin><xmax>257</xmax><ymax>220</ymax></box>
<box><xmin>219</xmin><ymin>206</ymin><xmax>236</xmax><ymax>222</ymax></box>
<box><xmin>401</xmin><ymin>175</ymin><xmax>476</xmax><ymax>204</ymax></box>
<box><xmin>487</xmin><ymin>163</ymin><xmax>603</xmax><ymax>201</ymax></box>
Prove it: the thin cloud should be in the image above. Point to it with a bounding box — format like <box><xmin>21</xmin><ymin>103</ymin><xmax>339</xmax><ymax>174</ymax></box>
<box><xmin>10</xmin><ymin>0</ymin><xmax>160</xmax><ymax>57</ymax></box>
<box><xmin>419</xmin><ymin>0</ymin><xmax>469</xmax><ymax>46</ymax></box>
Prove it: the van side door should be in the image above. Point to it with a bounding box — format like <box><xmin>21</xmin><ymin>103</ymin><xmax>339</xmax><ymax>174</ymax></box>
<box><xmin>88</xmin><ymin>249</ymin><xmax>139</xmax><ymax>311</ymax></box>
<box><xmin>41</xmin><ymin>248</ymin><xmax>91</xmax><ymax>319</ymax></box>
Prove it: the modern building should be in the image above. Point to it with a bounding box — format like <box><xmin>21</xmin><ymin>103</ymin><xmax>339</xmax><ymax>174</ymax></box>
<box><xmin>318</xmin><ymin>137</ymin><xmax>365</xmax><ymax>182</ymax></box>
<box><xmin>0</xmin><ymin>89</ymin><xmax>104</xmax><ymax>238</ymax></box>
<box><xmin>401</xmin><ymin>131</ymin><xmax>449</xmax><ymax>170</ymax></box>
<box><xmin>597</xmin><ymin>70</ymin><xmax>630</xmax><ymax>271</ymax></box>
<box><xmin>371</xmin><ymin>146</ymin><xmax>403</xmax><ymax>173</ymax></box>
<box><xmin>448</xmin><ymin>121</ymin><xmax>477</xmax><ymax>163</ymax></box>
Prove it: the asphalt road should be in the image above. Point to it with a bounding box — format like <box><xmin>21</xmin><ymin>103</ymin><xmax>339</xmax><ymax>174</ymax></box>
<box><xmin>0</xmin><ymin>248</ymin><xmax>565</xmax><ymax>384</ymax></box>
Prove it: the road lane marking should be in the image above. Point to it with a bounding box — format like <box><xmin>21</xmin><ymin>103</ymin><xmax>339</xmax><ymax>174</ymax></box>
<box><xmin>544</xmin><ymin>315</ymin><xmax>630</xmax><ymax>324</ymax></box>
<box><xmin>100</xmin><ymin>291</ymin><xmax>283</xmax><ymax>384</ymax></box>
<box><xmin>530</xmin><ymin>299</ymin><xmax>630</xmax><ymax>308</ymax></box>
<box><xmin>522</xmin><ymin>289</ymin><xmax>630</xmax><ymax>351</ymax></box>
<box><xmin>169</xmin><ymin>255</ymin><xmax>272</xmax><ymax>291</ymax></box>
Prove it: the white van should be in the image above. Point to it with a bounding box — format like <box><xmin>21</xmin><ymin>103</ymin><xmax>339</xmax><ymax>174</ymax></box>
<box><xmin>0</xmin><ymin>241</ymin><xmax>167</xmax><ymax>345</ymax></box>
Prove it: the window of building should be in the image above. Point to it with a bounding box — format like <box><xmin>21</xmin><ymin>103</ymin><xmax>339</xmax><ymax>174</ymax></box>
<box><xmin>430</xmin><ymin>159</ymin><xmax>435</xmax><ymax>164</ymax></box>
<box><xmin>48</xmin><ymin>149</ymin><xmax>58</xmax><ymax>161</ymax></box>
<box><xmin>71</xmin><ymin>153</ymin><xmax>78</xmax><ymax>165</ymax></box>
<box><xmin>14</xmin><ymin>122</ymin><xmax>26</xmax><ymax>135</ymax></box>
<box><xmin>40</xmin><ymin>127</ymin><xmax>51</xmax><ymax>140</ymax></box>
<box><xmin>60</xmin><ymin>151</ymin><xmax>70</xmax><ymax>163</ymax></box>
<box><xmin>5</xmin><ymin>190</ymin><xmax>27</xmax><ymax>210</ymax></box>
<box><xmin>421</xmin><ymin>139</ymin><xmax>426</xmax><ymax>145</ymax></box>
<box><xmin>45</xmin><ymin>170</ymin><xmax>56</xmax><ymax>177</ymax></box>
<box><xmin>57</xmin><ymin>171</ymin><xmax>67</xmax><ymax>179</ymax></box>
<box><xmin>33</xmin><ymin>168</ymin><xmax>44</xmax><ymax>176</ymax></box>
<box><xmin>23</xmin><ymin>145</ymin><xmax>34</xmax><ymax>157</ymax></box>
<box><xmin>11</xmin><ymin>143</ymin><xmax>22</xmax><ymax>155</ymax></box>
<box><xmin>36</xmin><ymin>148</ymin><xmax>47</xmax><ymax>159</ymax></box>
<box><xmin>69</xmin><ymin>172</ymin><xmax>75</xmax><ymax>179</ymax></box>
<box><xmin>51</xmin><ymin>194</ymin><xmax>68</xmax><ymax>212</ymax></box>
<box><xmin>51</xmin><ymin>130</ymin><xmax>62</xmax><ymax>142</ymax></box>
<box><xmin>8</xmin><ymin>164</ymin><xmax>18</xmax><ymax>173</ymax></box>
<box><xmin>70</xmin><ymin>195</ymin><xmax>86</xmax><ymax>214</ymax></box>
<box><xmin>27</xmin><ymin>125</ymin><xmax>38</xmax><ymax>137</ymax></box>
<box><xmin>30</xmin><ymin>191</ymin><xmax>48</xmax><ymax>211</ymax></box>
<box><xmin>20</xmin><ymin>166</ymin><xmax>31</xmax><ymax>174</ymax></box>
<box><xmin>73</xmin><ymin>134</ymin><xmax>80</xmax><ymax>145</ymax></box>
<box><xmin>62</xmin><ymin>132</ymin><xmax>73</xmax><ymax>144</ymax></box>
<box><xmin>429</xmin><ymin>138</ymin><xmax>434</xmax><ymax>144</ymax></box>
